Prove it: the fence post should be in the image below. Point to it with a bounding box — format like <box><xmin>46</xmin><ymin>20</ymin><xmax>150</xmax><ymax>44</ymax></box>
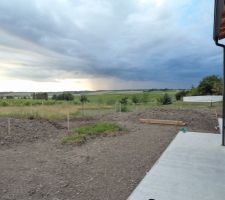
<box><xmin>8</xmin><ymin>118</ymin><xmax>11</xmax><ymax>135</ymax></box>
<box><xmin>67</xmin><ymin>113</ymin><xmax>70</xmax><ymax>132</ymax></box>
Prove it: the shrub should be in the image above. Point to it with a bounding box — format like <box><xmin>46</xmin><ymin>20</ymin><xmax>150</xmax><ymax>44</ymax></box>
<box><xmin>119</xmin><ymin>97</ymin><xmax>128</xmax><ymax>105</ymax></box>
<box><xmin>132</xmin><ymin>96</ymin><xmax>140</xmax><ymax>104</ymax></box>
<box><xmin>142</xmin><ymin>92</ymin><xmax>149</xmax><ymax>104</ymax></box>
<box><xmin>157</xmin><ymin>93</ymin><xmax>172</xmax><ymax>105</ymax></box>
<box><xmin>119</xmin><ymin>97</ymin><xmax>129</xmax><ymax>112</ymax></box>
<box><xmin>24</xmin><ymin>101</ymin><xmax>31</xmax><ymax>106</ymax></box>
<box><xmin>121</xmin><ymin>106</ymin><xmax>129</xmax><ymax>112</ymax></box>
<box><xmin>1</xmin><ymin>101</ymin><xmax>9</xmax><ymax>106</ymax></box>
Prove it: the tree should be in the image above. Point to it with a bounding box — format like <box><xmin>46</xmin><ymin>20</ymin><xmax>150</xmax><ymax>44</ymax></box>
<box><xmin>212</xmin><ymin>81</ymin><xmax>223</xmax><ymax>95</ymax></box>
<box><xmin>188</xmin><ymin>86</ymin><xmax>199</xmax><ymax>96</ymax></box>
<box><xmin>80</xmin><ymin>95</ymin><xmax>89</xmax><ymax>115</ymax></box>
<box><xmin>175</xmin><ymin>90</ymin><xmax>189</xmax><ymax>101</ymax></box>
<box><xmin>198</xmin><ymin>75</ymin><xmax>222</xmax><ymax>95</ymax></box>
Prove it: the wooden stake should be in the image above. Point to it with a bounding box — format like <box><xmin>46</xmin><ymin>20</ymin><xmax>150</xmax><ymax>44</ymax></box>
<box><xmin>67</xmin><ymin>113</ymin><xmax>70</xmax><ymax>132</ymax></box>
<box><xmin>8</xmin><ymin>118</ymin><xmax>11</xmax><ymax>135</ymax></box>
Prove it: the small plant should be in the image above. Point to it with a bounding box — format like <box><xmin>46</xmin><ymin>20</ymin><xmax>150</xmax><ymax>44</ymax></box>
<box><xmin>132</xmin><ymin>95</ymin><xmax>140</xmax><ymax>111</ymax></box>
<box><xmin>157</xmin><ymin>93</ymin><xmax>172</xmax><ymax>105</ymax></box>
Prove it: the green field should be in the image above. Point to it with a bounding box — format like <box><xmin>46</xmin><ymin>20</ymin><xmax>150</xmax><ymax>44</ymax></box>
<box><xmin>0</xmin><ymin>90</ymin><xmax>221</xmax><ymax>120</ymax></box>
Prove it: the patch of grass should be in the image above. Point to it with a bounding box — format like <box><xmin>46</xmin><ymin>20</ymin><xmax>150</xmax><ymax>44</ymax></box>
<box><xmin>62</xmin><ymin>122</ymin><xmax>124</xmax><ymax>144</ymax></box>
<box><xmin>0</xmin><ymin>105</ymin><xmax>80</xmax><ymax>120</ymax></box>
<box><xmin>62</xmin><ymin>134</ymin><xmax>86</xmax><ymax>144</ymax></box>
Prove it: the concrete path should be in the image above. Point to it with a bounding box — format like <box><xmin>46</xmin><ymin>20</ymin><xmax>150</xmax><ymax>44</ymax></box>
<box><xmin>128</xmin><ymin>131</ymin><xmax>225</xmax><ymax>200</ymax></box>
<box><xmin>218</xmin><ymin>118</ymin><xmax>222</xmax><ymax>134</ymax></box>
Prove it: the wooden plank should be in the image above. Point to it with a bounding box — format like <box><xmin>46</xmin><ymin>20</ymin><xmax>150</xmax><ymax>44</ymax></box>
<box><xmin>139</xmin><ymin>118</ymin><xmax>186</xmax><ymax>126</ymax></box>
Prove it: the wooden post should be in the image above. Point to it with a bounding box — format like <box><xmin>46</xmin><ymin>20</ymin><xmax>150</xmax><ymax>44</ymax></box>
<box><xmin>67</xmin><ymin>113</ymin><xmax>70</xmax><ymax>132</ymax></box>
<box><xmin>8</xmin><ymin>118</ymin><xmax>11</xmax><ymax>135</ymax></box>
<box><xmin>98</xmin><ymin>103</ymin><xmax>100</xmax><ymax>116</ymax></box>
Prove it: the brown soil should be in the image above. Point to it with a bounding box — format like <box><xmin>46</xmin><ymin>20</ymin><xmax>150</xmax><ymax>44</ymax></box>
<box><xmin>0</xmin><ymin>108</ymin><xmax>219</xmax><ymax>200</ymax></box>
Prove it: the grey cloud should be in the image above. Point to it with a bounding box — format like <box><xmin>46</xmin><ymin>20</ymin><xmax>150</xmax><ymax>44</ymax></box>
<box><xmin>0</xmin><ymin>0</ymin><xmax>222</xmax><ymax>88</ymax></box>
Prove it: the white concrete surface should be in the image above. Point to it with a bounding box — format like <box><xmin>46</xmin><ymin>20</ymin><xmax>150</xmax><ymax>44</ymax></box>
<box><xmin>183</xmin><ymin>96</ymin><xmax>222</xmax><ymax>102</ymax></box>
<box><xmin>128</xmin><ymin>132</ymin><xmax>225</xmax><ymax>200</ymax></box>
<box><xmin>218</xmin><ymin>118</ymin><xmax>222</xmax><ymax>134</ymax></box>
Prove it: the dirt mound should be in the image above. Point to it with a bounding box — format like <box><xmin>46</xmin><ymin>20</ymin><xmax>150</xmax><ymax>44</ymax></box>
<box><xmin>102</xmin><ymin>108</ymin><xmax>218</xmax><ymax>133</ymax></box>
<box><xmin>0</xmin><ymin>118</ymin><xmax>62</xmax><ymax>147</ymax></box>
<box><xmin>138</xmin><ymin>108</ymin><xmax>218</xmax><ymax>133</ymax></box>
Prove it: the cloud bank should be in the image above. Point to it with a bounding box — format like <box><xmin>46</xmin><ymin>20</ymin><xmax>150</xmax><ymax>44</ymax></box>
<box><xmin>0</xmin><ymin>0</ymin><xmax>222</xmax><ymax>90</ymax></box>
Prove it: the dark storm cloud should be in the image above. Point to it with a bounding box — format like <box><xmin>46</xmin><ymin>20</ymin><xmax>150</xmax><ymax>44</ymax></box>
<box><xmin>0</xmin><ymin>0</ymin><xmax>222</xmax><ymax>88</ymax></box>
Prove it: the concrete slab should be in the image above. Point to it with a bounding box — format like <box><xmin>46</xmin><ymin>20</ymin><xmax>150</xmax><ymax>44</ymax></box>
<box><xmin>128</xmin><ymin>132</ymin><xmax>225</xmax><ymax>200</ymax></box>
<box><xmin>183</xmin><ymin>96</ymin><xmax>222</xmax><ymax>102</ymax></box>
<box><xmin>218</xmin><ymin>118</ymin><xmax>222</xmax><ymax>134</ymax></box>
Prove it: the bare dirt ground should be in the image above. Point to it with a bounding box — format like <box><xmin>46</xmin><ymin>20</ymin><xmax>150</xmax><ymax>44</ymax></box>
<box><xmin>0</xmin><ymin>108</ymin><xmax>219</xmax><ymax>200</ymax></box>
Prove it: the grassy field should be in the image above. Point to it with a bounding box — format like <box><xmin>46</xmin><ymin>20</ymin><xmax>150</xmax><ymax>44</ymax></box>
<box><xmin>0</xmin><ymin>90</ymin><xmax>222</xmax><ymax>120</ymax></box>
<box><xmin>86</xmin><ymin>90</ymin><xmax>178</xmax><ymax>105</ymax></box>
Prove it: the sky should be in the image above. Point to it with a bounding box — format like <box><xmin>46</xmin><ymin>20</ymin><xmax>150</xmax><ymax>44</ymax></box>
<box><xmin>0</xmin><ymin>0</ymin><xmax>223</xmax><ymax>92</ymax></box>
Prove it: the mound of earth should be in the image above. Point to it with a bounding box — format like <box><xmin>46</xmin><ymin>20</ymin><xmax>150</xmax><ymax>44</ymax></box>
<box><xmin>102</xmin><ymin>108</ymin><xmax>219</xmax><ymax>133</ymax></box>
<box><xmin>0</xmin><ymin>118</ymin><xmax>62</xmax><ymax>147</ymax></box>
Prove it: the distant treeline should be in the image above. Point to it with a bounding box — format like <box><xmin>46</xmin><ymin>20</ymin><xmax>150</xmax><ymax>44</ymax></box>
<box><xmin>32</xmin><ymin>92</ymin><xmax>48</xmax><ymax>100</ymax></box>
<box><xmin>143</xmin><ymin>88</ymin><xmax>179</xmax><ymax>92</ymax></box>
<box><xmin>52</xmin><ymin>92</ymin><xmax>74</xmax><ymax>101</ymax></box>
